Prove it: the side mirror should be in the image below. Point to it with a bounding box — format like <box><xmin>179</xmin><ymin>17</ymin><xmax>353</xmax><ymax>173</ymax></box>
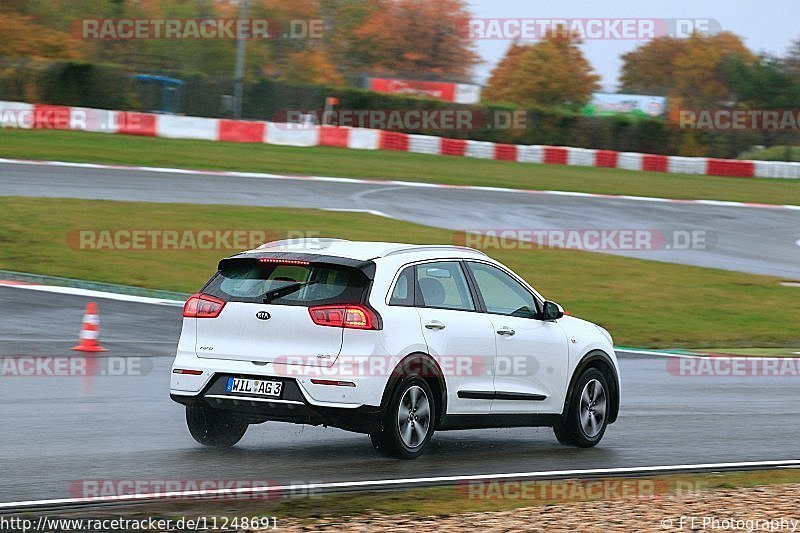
<box><xmin>541</xmin><ymin>301</ymin><xmax>564</xmax><ymax>321</ymax></box>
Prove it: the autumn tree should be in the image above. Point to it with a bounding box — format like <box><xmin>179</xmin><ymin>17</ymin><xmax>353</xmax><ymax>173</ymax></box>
<box><xmin>620</xmin><ymin>32</ymin><xmax>755</xmax><ymax>106</ymax></box>
<box><xmin>0</xmin><ymin>7</ymin><xmax>84</xmax><ymax>60</ymax></box>
<box><xmin>349</xmin><ymin>0</ymin><xmax>479</xmax><ymax>81</ymax></box>
<box><xmin>2</xmin><ymin>0</ymin><xmax>480</xmax><ymax>86</ymax></box>
<box><xmin>483</xmin><ymin>29</ymin><xmax>600</xmax><ymax>108</ymax></box>
<box><xmin>784</xmin><ymin>37</ymin><xmax>800</xmax><ymax>75</ymax></box>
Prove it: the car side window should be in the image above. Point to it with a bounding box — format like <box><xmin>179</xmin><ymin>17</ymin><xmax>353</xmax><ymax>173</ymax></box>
<box><xmin>415</xmin><ymin>261</ymin><xmax>475</xmax><ymax>311</ymax></box>
<box><xmin>389</xmin><ymin>265</ymin><xmax>415</xmax><ymax>306</ymax></box>
<box><xmin>467</xmin><ymin>262</ymin><xmax>538</xmax><ymax>318</ymax></box>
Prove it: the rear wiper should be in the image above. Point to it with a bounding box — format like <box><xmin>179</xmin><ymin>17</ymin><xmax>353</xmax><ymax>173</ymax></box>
<box><xmin>262</xmin><ymin>281</ymin><xmax>317</xmax><ymax>303</ymax></box>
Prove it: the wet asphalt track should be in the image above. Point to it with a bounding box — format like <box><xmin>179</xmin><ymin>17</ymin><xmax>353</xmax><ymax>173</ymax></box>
<box><xmin>1</xmin><ymin>286</ymin><xmax>798</xmax><ymax>504</ymax></box>
<box><xmin>1</xmin><ymin>161</ymin><xmax>799</xmax><ymax>278</ymax></box>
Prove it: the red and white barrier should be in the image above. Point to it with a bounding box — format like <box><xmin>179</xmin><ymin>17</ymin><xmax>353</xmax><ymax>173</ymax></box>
<box><xmin>2</xmin><ymin>100</ymin><xmax>798</xmax><ymax>179</ymax></box>
<box><xmin>156</xmin><ymin>115</ymin><xmax>218</xmax><ymax>141</ymax></box>
<box><xmin>265</xmin><ymin>122</ymin><xmax>319</xmax><ymax>147</ymax></box>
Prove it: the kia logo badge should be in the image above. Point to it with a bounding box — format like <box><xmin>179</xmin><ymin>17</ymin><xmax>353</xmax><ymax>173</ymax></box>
<box><xmin>256</xmin><ymin>311</ymin><xmax>271</xmax><ymax>320</ymax></box>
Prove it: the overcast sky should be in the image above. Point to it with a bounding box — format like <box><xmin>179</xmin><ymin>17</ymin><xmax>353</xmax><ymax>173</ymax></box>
<box><xmin>467</xmin><ymin>0</ymin><xmax>798</xmax><ymax>91</ymax></box>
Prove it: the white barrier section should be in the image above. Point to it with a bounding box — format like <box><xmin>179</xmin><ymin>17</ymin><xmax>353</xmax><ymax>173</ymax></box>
<box><xmin>517</xmin><ymin>145</ymin><xmax>544</xmax><ymax>164</ymax></box>
<box><xmin>567</xmin><ymin>147</ymin><xmax>596</xmax><ymax>167</ymax></box>
<box><xmin>70</xmin><ymin>107</ymin><xmax>118</xmax><ymax>133</ymax></box>
<box><xmin>408</xmin><ymin>134</ymin><xmax>441</xmax><ymax>155</ymax></box>
<box><xmin>347</xmin><ymin>128</ymin><xmax>380</xmax><ymax>150</ymax></box>
<box><xmin>0</xmin><ymin>101</ymin><xmax>34</xmax><ymax>129</ymax></box>
<box><xmin>156</xmin><ymin>115</ymin><xmax>218</xmax><ymax>141</ymax></box>
<box><xmin>465</xmin><ymin>140</ymin><xmax>495</xmax><ymax>159</ymax></box>
<box><xmin>756</xmin><ymin>161</ymin><xmax>800</xmax><ymax>179</ymax></box>
<box><xmin>668</xmin><ymin>156</ymin><xmax>706</xmax><ymax>175</ymax></box>
<box><xmin>617</xmin><ymin>152</ymin><xmax>644</xmax><ymax>171</ymax></box>
<box><xmin>265</xmin><ymin>122</ymin><xmax>320</xmax><ymax>147</ymax></box>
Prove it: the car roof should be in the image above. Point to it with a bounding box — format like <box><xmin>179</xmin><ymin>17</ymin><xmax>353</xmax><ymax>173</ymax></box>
<box><xmin>247</xmin><ymin>238</ymin><xmax>487</xmax><ymax>262</ymax></box>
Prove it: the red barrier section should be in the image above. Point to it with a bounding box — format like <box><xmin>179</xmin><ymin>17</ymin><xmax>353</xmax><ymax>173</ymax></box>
<box><xmin>494</xmin><ymin>144</ymin><xmax>518</xmax><ymax>161</ymax></box>
<box><xmin>595</xmin><ymin>150</ymin><xmax>619</xmax><ymax>168</ymax></box>
<box><xmin>379</xmin><ymin>131</ymin><xmax>410</xmax><ymax>151</ymax></box>
<box><xmin>218</xmin><ymin>119</ymin><xmax>265</xmax><ymax>143</ymax></box>
<box><xmin>642</xmin><ymin>154</ymin><xmax>669</xmax><ymax>172</ymax></box>
<box><xmin>706</xmin><ymin>158</ymin><xmax>755</xmax><ymax>178</ymax></box>
<box><xmin>118</xmin><ymin>112</ymin><xmax>156</xmax><ymax>136</ymax></box>
<box><xmin>319</xmin><ymin>126</ymin><xmax>350</xmax><ymax>148</ymax></box>
<box><xmin>441</xmin><ymin>138</ymin><xmax>467</xmax><ymax>156</ymax></box>
<box><xmin>33</xmin><ymin>104</ymin><xmax>71</xmax><ymax>129</ymax></box>
<box><xmin>543</xmin><ymin>146</ymin><xmax>568</xmax><ymax>165</ymax></box>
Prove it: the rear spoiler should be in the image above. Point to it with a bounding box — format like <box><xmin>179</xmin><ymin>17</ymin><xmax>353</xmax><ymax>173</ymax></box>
<box><xmin>219</xmin><ymin>253</ymin><xmax>377</xmax><ymax>279</ymax></box>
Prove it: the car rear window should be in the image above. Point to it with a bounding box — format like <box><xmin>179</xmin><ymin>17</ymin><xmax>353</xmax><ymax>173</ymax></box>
<box><xmin>201</xmin><ymin>258</ymin><xmax>369</xmax><ymax>306</ymax></box>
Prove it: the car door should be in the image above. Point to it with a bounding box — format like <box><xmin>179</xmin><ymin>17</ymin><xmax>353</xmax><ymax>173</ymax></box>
<box><xmin>411</xmin><ymin>261</ymin><xmax>496</xmax><ymax>414</ymax></box>
<box><xmin>465</xmin><ymin>261</ymin><xmax>569</xmax><ymax>414</ymax></box>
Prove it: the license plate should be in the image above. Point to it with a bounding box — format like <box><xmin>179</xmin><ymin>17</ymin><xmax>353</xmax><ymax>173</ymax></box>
<box><xmin>226</xmin><ymin>377</ymin><xmax>283</xmax><ymax>398</ymax></box>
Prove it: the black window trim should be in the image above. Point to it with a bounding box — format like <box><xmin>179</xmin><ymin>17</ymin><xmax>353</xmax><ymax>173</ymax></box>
<box><xmin>386</xmin><ymin>259</ymin><xmax>478</xmax><ymax>314</ymax></box>
<box><xmin>413</xmin><ymin>261</ymin><xmax>477</xmax><ymax>313</ymax></box>
<box><xmin>462</xmin><ymin>259</ymin><xmax>544</xmax><ymax>319</ymax></box>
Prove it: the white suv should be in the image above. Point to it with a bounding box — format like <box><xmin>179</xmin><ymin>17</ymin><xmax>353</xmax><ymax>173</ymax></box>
<box><xmin>170</xmin><ymin>239</ymin><xmax>620</xmax><ymax>459</ymax></box>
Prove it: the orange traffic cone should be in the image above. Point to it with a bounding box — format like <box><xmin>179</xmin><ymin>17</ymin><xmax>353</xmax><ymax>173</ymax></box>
<box><xmin>72</xmin><ymin>301</ymin><xmax>107</xmax><ymax>352</ymax></box>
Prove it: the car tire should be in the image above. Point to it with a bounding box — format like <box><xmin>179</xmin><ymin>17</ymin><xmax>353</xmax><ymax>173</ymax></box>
<box><xmin>186</xmin><ymin>402</ymin><xmax>249</xmax><ymax>448</ymax></box>
<box><xmin>553</xmin><ymin>367</ymin><xmax>610</xmax><ymax>448</ymax></box>
<box><xmin>370</xmin><ymin>376</ymin><xmax>436</xmax><ymax>459</ymax></box>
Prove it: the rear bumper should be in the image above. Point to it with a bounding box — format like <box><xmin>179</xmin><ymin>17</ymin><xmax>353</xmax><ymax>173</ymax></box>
<box><xmin>170</xmin><ymin>347</ymin><xmax>391</xmax><ymax>408</ymax></box>
<box><xmin>171</xmin><ymin>373</ymin><xmax>383</xmax><ymax>434</ymax></box>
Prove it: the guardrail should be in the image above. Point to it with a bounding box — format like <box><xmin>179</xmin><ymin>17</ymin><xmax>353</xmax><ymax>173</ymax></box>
<box><xmin>2</xmin><ymin>101</ymin><xmax>799</xmax><ymax>179</ymax></box>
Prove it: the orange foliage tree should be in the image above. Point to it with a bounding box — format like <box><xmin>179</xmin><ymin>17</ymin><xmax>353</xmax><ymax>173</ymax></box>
<box><xmin>349</xmin><ymin>0</ymin><xmax>479</xmax><ymax>81</ymax></box>
<box><xmin>483</xmin><ymin>30</ymin><xmax>600</xmax><ymax>108</ymax></box>
<box><xmin>620</xmin><ymin>32</ymin><xmax>755</xmax><ymax>106</ymax></box>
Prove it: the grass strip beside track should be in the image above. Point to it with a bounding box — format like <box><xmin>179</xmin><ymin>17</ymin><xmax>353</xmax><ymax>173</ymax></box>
<box><xmin>1</xmin><ymin>129</ymin><xmax>798</xmax><ymax>205</ymax></box>
<box><xmin>0</xmin><ymin>197</ymin><xmax>798</xmax><ymax>348</ymax></box>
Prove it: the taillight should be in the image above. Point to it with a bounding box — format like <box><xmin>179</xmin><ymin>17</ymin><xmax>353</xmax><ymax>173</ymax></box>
<box><xmin>183</xmin><ymin>293</ymin><xmax>226</xmax><ymax>318</ymax></box>
<box><xmin>172</xmin><ymin>368</ymin><xmax>204</xmax><ymax>375</ymax></box>
<box><xmin>308</xmin><ymin>304</ymin><xmax>380</xmax><ymax>330</ymax></box>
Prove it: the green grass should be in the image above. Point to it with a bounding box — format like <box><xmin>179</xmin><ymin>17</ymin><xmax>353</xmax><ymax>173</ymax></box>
<box><xmin>1</xmin><ymin>196</ymin><xmax>798</xmax><ymax>348</ymax></box>
<box><xmin>1</xmin><ymin>129</ymin><xmax>798</xmax><ymax>205</ymax></box>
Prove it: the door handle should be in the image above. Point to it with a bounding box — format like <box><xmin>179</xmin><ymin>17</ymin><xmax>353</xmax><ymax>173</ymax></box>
<box><xmin>424</xmin><ymin>320</ymin><xmax>446</xmax><ymax>330</ymax></box>
<box><xmin>496</xmin><ymin>327</ymin><xmax>515</xmax><ymax>336</ymax></box>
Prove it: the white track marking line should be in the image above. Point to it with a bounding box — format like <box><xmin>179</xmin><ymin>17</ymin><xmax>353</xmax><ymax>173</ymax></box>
<box><xmin>1</xmin><ymin>460</ymin><xmax>798</xmax><ymax>510</ymax></box>
<box><xmin>0</xmin><ymin>337</ymin><xmax>174</xmax><ymax>343</ymax></box>
<box><xmin>1</xmin><ymin>157</ymin><xmax>798</xmax><ymax>211</ymax></box>
<box><xmin>0</xmin><ymin>281</ymin><xmax>182</xmax><ymax>306</ymax></box>
<box><xmin>617</xmin><ymin>348</ymin><xmax>798</xmax><ymax>362</ymax></box>
<box><xmin>616</xmin><ymin>348</ymin><xmax>696</xmax><ymax>359</ymax></box>
<box><xmin>322</xmin><ymin>208</ymin><xmax>395</xmax><ymax>218</ymax></box>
